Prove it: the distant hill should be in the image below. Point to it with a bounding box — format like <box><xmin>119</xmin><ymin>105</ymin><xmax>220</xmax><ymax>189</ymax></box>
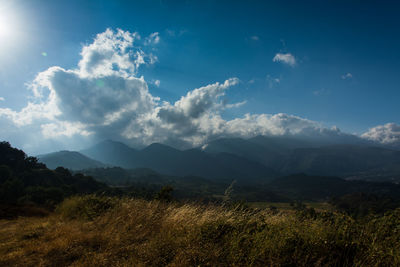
<box><xmin>80</xmin><ymin>140</ymin><xmax>137</xmax><ymax>168</ymax></box>
<box><xmin>202</xmin><ymin>134</ymin><xmax>369</xmax><ymax>160</ymax></box>
<box><xmin>202</xmin><ymin>137</ymin><xmax>400</xmax><ymax>181</ymax></box>
<box><xmin>268</xmin><ymin>173</ymin><xmax>400</xmax><ymax>201</ymax></box>
<box><xmin>201</xmin><ymin>136</ymin><xmax>301</xmax><ymax>167</ymax></box>
<box><xmin>280</xmin><ymin>145</ymin><xmax>400</xmax><ymax>178</ymax></box>
<box><xmin>81</xmin><ymin>141</ymin><xmax>277</xmax><ymax>181</ymax></box>
<box><xmin>80</xmin><ymin>167</ymin><xmax>230</xmax><ymax>200</ymax></box>
<box><xmin>38</xmin><ymin>151</ymin><xmax>106</xmax><ymax>170</ymax></box>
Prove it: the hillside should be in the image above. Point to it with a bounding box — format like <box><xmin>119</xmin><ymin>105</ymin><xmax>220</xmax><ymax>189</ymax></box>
<box><xmin>0</xmin><ymin>141</ymin><xmax>108</xmax><ymax>210</ymax></box>
<box><xmin>268</xmin><ymin>173</ymin><xmax>400</xmax><ymax>201</ymax></box>
<box><xmin>38</xmin><ymin>151</ymin><xmax>106</xmax><ymax>170</ymax></box>
<box><xmin>1</xmin><ymin>196</ymin><xmax>400</xmax><ymax>266</ymax></box>
<box><xmin>80</xmin><ymin>140</ymin><xmax>137</xmax><ymax>168</ymax></box>
<box><xmin>280</xmin><ymin>145</ymin><xmax>400</xmax><ymax>177</ymax></box>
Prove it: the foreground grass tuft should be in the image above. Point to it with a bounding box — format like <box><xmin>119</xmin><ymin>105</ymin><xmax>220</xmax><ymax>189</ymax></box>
<box><xmin>1</xmin><ymin>196</ymin><xmax>399</xmax><ymax>266</ymax></box>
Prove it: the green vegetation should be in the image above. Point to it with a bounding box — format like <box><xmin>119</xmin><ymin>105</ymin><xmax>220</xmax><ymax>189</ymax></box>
<box><xmin>0</xmin><ymin>141</ymin><xmax>108</xmax><ymax>215</ymax></box>
<box><xmin>330</xmin><ymin>192</ymin><xmax>400</xmax><ymax>218</ymax></box>
<box><xmin>79</xmin><ymin>167</ymin><xmax>400</xmax><ymax>205</ymax></box>
<box><xmin>56</xmin><ymin>195</ymin><xmax>117</xmax><ymax>220</ymax></box>
<box><xmin>247</xmin><ymin>201</ymin><xmax>333</xmax><ymax>211</ymax></box>
<box><xmin>1</xmin><ymin>196</ymin><xmax>400</xmax><ymax>266</ymax></box>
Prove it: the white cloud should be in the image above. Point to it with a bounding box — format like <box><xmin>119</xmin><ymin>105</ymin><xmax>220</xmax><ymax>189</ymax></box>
<box><xmin>0</xmin><ymin>97</ymin><xmax>4</xmax><ymax>101</ymax></box>
<box><xmin>154</xmin><ymin>79</ymin><xmax>160</xmax><ymax>87</ymax></box>
<box><xmin>250</xmin><ymin>36</ymin><xmax>259</xmax><ymax>41</ymax></box>
<box><xmin>136</xmin><ymin>78</ymin><xmax>242</xmax><ymax>146</ymax></box>
<box><xmin>341</xmin><ymin>73</ymin><xmax>353</xmax><ymax>80</ymax></box>
<box><xmin>168</xmin><ymin>78</ymin><xmax>239</xmax><ymax>118</ymax></box>
<box><xmin>41</xmin><ymin>121</ymin><xmax>92</xmax><ymax>138</ymax></box>
<box><xmin>361</xmin><ymin>123</ymin><xmax>400</xmax><ymax>145</ymax></box>
<box><xmin>145</xmin><ymin>32</ymin><xmax>160</xmax><ymax>45</ymax></box>
<box><xmin>78</xmin><ymin>28</ymin><xmax>141</xmax><ymax>78</ymax></box>
<box><xmin>273</xmin><ymin>53</ymin><xmax>296</xmax><ymax>67</ymax></box>
<box><xmin>225</xmin><ymin>101</ymin><xmax>246</xmax><ymax>109</ymax></box>
<box><xmin>224</xmin><ymin>113</ymin><xmax>317</xmax><ymax>137</ymax></box>
<box><xmin>0</xmin><ymin>28</ymin><xmax>374</xmax><ymax>153</ymax></box>
<box><xmin>0</xmin><ymin>28</ymin><xmax>157</xmax><ymax>149</ymax></box>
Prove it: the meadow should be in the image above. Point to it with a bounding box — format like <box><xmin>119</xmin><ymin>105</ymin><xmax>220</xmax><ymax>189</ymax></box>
<box><xmin>1</xmin><ymin>195</ymin><xmax>399</xmax><ymax>266</ymax></box>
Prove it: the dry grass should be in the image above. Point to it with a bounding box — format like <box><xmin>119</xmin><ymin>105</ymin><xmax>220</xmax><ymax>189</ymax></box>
<box><xmin>0</xmin><ymin>196</ymin><xmax>399</xmax><ymax>266</ymax></box>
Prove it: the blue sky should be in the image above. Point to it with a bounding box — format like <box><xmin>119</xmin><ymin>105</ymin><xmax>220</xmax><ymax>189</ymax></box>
<box><xmin>0</xmin><ymin>0</ymin><xmax>400</xmax><ymax>153</ymax></box>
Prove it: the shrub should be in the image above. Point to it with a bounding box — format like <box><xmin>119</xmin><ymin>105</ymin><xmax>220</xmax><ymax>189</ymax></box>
<box><xmin>56</xmin><ymin>195</ymin><xmax>117</xmax><ymax>220</ymax></box>
<box><xmin>20</xmin><ymin>186</ymin><xmax>65</xmax><ymax>206</ymax></box>
<box><xmin>155</xmin><ymin>185</ymin><xmax>174</xmax><ymax>202</ymax></box>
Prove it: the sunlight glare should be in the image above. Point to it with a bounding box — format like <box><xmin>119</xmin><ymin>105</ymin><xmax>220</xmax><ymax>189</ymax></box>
<box><xmin>0</xmin><ymin>2</ymin><xmax>21</xmax><ymax>42</ymax></box>
<box><xmin>0</xmin><ymin>17</ymin><xmax>11</xmax><ymax>38</ymax></box>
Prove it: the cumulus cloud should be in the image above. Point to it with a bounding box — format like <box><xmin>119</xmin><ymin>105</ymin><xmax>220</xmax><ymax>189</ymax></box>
<box><xmin>361</xmin><ymin>123</ymin><xmax>400</xmax><ymax>146</ymax></box>
<box><xmin>78</xmin><ymin>29</ymin><xmax>143</xmax><ymax>78</ymax></box>
<box><xmin>0</xmin><ymin>28</ymin><xmax>158</xmax><ymax>152</ymax></box>
<box><xmin>122</xmin><ymin>78</ymin><xmax>245</xmax><ymax>146</ymax></box>
<box><xmin>0</xmin><ymin>28</ymin><xmax>374</xmax><ymax>153</ymax></box>
<box><xmin>154</xmin><ymin>80</ymin><xmax>160</xmax><ymax>87</ymax></box>
<box><xmin>273</xmin><ymin>53</ymin><xmax>296</xmax><ymax>67</ymax></box>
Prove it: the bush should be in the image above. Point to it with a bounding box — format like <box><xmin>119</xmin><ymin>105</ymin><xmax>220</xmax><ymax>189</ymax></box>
<box><xmin>56</xmin><ymin>195</ymin><xmax>117</xmax><ymax>220</ymax></box>
<box><xmin>21</xmin><ymin>186</ymin><xmax>65</xmax><ymax>206</ymax></box>
<box><xmin>0</xmin><ymin>178</ymin><xmax>24</xmax><ymax>203</ymax></box>
<box><xmin>155</xmin><ymin>185</ymin><xmax>174</xmax><ymax>202</ymax></box>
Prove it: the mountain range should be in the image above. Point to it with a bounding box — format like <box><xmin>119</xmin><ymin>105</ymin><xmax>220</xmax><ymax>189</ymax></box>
<box><xmin>80</xmin><ymin>140</ymin><xmax>276</xmax><ymax>181</ymax></box>
<box><xmin>37</xmin><ymin>136</ymin><xmax>400</xmax><ymax>183</ymax></box>
<box><xmin>203</xmin><ymin>136</ymin><xmax>400</xmax><ymax>180</ymax></box>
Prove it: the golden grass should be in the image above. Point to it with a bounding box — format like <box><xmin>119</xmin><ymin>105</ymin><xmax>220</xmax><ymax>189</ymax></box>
<box><xmin>0</xmin><ymin>196</ymin><xmax>399</xmax><ymax>266</ymax></box>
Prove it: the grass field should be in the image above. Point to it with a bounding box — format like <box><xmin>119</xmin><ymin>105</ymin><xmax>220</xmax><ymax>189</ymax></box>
<box><xmin>247</xmin><ymin>201</ymin><xmax>333</xmax><ymax>211</ymax></box>
<box><xmin>1</xmin><ymin>196</ymin><xmax>399</xmax><ymax>266</ymax></box>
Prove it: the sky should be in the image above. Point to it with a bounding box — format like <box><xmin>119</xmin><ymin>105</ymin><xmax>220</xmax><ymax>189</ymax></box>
<box><xmin>0</xmin><ymin>0</ymin><xmax>399</xmax><ymax>154</ymax></box>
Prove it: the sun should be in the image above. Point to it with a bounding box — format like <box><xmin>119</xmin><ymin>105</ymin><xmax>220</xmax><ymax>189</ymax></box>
<box><xmin>0</xmin><ymin>16</ymin><xmax>11</xmax><ymax>37</ymax></box>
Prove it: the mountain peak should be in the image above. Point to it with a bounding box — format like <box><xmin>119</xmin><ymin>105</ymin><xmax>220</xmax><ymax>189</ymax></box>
<box><xmin>80</xmin><ymin>140</ymin><xmax>137</xmax><ymax>168</ymax></box>
<box><xmin>38</xmin><ymin>150</ymin><xmax>106</xmax><ymax>170</ymax></box>
<box><xmin>96</xmin><ymin>139</ymin><xmax>134</xmax><ymax>149</ymax></box>
<box><xmin>142</xmin><ymin>143</ymin><xmax>180</xmax><ymax>153</ymax></box>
